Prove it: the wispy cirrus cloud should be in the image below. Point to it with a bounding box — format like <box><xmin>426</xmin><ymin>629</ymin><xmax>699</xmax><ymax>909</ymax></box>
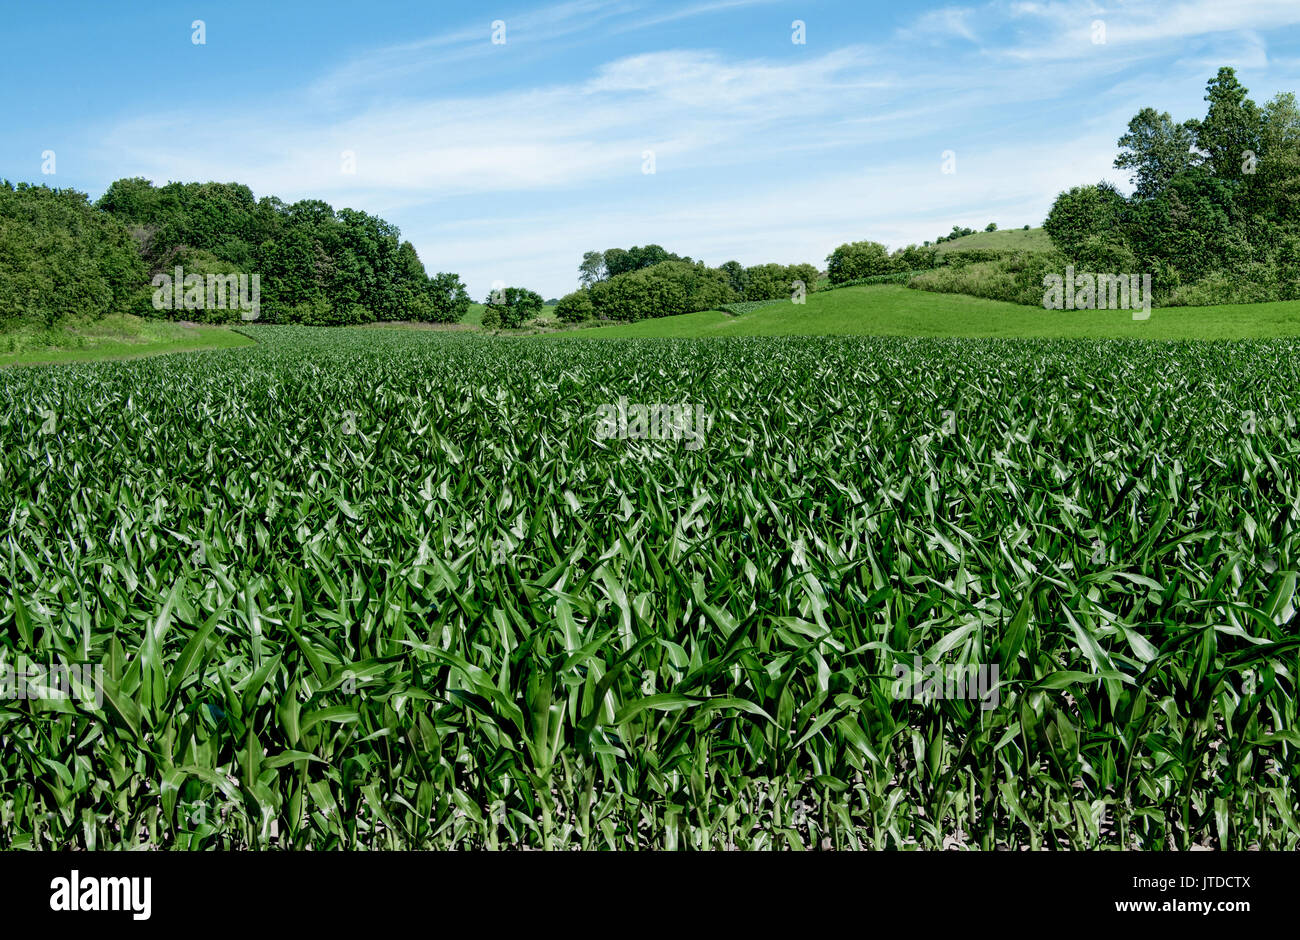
<box><xmin>63</xmin><ymin>0</ymin><xmax>1300</xmax><ymax>297</ymax></box>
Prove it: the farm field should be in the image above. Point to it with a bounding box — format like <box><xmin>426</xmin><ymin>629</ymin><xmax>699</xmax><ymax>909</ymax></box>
<box><xmin>2</xmin><ymin>325</ymin><xmax>1297</xmax><ymax>849</ymax></box>
<box><xmin>572</xmin><ymin>285</ymin><xmax>1300</xmax><ymax>340</ymax></box>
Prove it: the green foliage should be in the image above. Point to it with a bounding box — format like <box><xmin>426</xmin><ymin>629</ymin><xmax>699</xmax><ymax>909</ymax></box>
<box><xmin>554</xmin><ymin>291</ymin><xmax>595</xmax><ymax>323</ymax></box>
<box><xmin>1114</xmin><ymin>108</ymin><xmax>1198</xmax><ymax>199</ymax></box>
<box><xmin>718</xmin><ymin>260</ymin><xmax>746</xmax><ymax>297</ymax></box>
<box><xmin>825</xmin><ymin>240</ymin><xmax>894</xmax><ymax>283</ymax></box>
<box><xmin>891</xmin><ymin>244</ymin><xmax>938</xmax><ymax>270</ymax></box>
<box><xmin>578</xmin><ymin>251</ymin><xmax>606</xmax><ymax>288</ymax></box>
<box><xmin>740</xmin><ymin>262</ymin><xmax>820</xmax><ymax>301</ymax></box>
<box><xmin>821</xmin><ymin>271</ymin><xmax>924</xmax><ymax>290</ymax></box>
<box><xmin>482</xmin><ymin>286</ymin><xmax>544</xmax><ymax>330</ymax></box>
<box><xmin>2</xmin><ymin>326</ymin><xmax>1298</xmax><ymax>849</ymax></box>
<box><xmin>95</xmin><ymin>179</ymin><xmax>468</xmax><ymax>325</ymax></box>
<box><xmin>1035</xmin><ymin>68</ymin><xmax>1300</xmax><ymax>307</ymax></box>
<box><xmin>1195</xmin><ymin>67</ymin><xmax>1262</xmax><ymax>181</ymax></box>
<box><xmin>568</xmin><ymin>246</ymin><xmax>825</xmax><ymax>322</ymax></box>
<box><xmin>422</xmin><ymin>272</ymin><xmax>472</xmax><ymax>324</ymax></box>
<box><xmin>585</xmin><ymin>261</ymin><xmax>736</xmax><ymax>322</ymax></box>
<box><xmin>0</xmin><ymin>182</ymin><xmax>147</xmax><ymax>329</ymax></box>
<box><xmin>594</xmin><ymin>244</ymin><xmax>693</xmax><ymax>280</ymax></box>
<box><xmin>934</xmin><ymin>225</ymin><xmax>976</xmax><ymax>244</ymax></box>
<box><xmin>718</xmin><ymin>298</ymin><xmax>788</xmax><ymax>315</ymax></box>
<box><xmin>909</xmin><ymin>252</ymin><xmax>1071</xmax><ymax>306</ymax></box>
<box><xmin>1043</xmin><ymin>183</ymin><xmax>1128</xmax><ymax>259</ymax></box>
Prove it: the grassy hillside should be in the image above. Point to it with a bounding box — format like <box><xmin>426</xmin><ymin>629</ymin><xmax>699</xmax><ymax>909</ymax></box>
<box><xmin>566</xmin><ymin>284</ymin><xmax>1300</xmax><ymax>340</ymax></box>
<box><xmin>0</xmin><ymin>315</ymin><xmax>255</xmax><ymax>368</ymax></box>
<box><xmin>934</xmin><ymin>226</ymin><xmax>1052</xmax><ymax>255</ymax></box>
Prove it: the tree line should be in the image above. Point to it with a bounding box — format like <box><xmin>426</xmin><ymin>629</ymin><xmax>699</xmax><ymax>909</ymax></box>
<box><xmin>551</xmin><ymin>244</ymin><xmax>819</xmax><ymax>324</ymax></box>
<box><xmin>912</xmin><ymin>68</ymin><xmax>1300</xmax><ymax>307</ymax></box>
<box><xmin>0</xmin><ymin>178</ymin><xmax>471</xmax><ymax>330</ymax></box>
<box><xmin>98</xmin><ymin>179</ymin><xmax>470</xmax><ymax>324</ymax></box>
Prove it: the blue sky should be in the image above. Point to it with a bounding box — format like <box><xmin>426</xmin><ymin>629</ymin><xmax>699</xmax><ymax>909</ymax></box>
<box><xmin>4</xmin><ymin>0</ymin><xmax>1300</xmax><ymax>298</ymax></box>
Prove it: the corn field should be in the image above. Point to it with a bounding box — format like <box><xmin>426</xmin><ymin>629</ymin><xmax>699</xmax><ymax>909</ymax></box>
<box><xmin>1</xmin><ymin>326</ymin><xmax>1297</xmax><ymax>849</ymax></box>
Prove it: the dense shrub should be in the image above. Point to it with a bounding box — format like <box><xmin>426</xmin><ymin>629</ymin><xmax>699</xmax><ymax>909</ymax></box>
<box><xmin>588</xmin><ymin>261</ymin><xmax>736</xmax><ymax>321</ymax></box>
<box><xmin>554</xmin><ymin>291</ymin><xmax>594</xmax><ymax>322</ymax></box>
<box><xmin>97</xmin><ymin>178</ymin><xmax>469</xmax><ymax>325</ymax></box>
<box><xmin>482</xmin><ymin>287</ymin><xmax>544</xmax><ymax>329</ymax></box>
<box><xmin>825</xmin><ymin>240</ymin><xmax>893</xmax><ymax>283</ymax></box>
<box><xmin>741</xmin><ymin>262</ymin><xmax>820</xmax><ymax>301</ymax></box>
<box><xmin>1043</xmin><ymin>183</ymin><xmax>1128</xmax><ymax>259</ymax></box>
<box><xmin>939</xmin><ymin>248</ymin><xmax>1023</xmax><ymax>266</ymax></box>
<box><xmin>890</xmin><ymin>244</ymin><xmax>938</xmax><ymax>271</ymax></box>
<box><xmin>1032</xmin><ymin>68</ymin><xmax>1300</xmax><ymax>307</ymax></box>
<box><xmin>909</xmin><ymin>252</ymin><xmax>1071</xmax><ymax>306</ymax></box>
<box><xmin>823</xmin><ymin>271</ymin><xmax>927</xmax><ymax>290</ymax></box>
<box><xmin>0</xmin><ymin>182</ymin><xmax>147</xmax><ymax>329</ymax></box>
<box><xmin>719</xmin><ymin>298</ymin><xmax>788</xmax><ymax>315</ymax></box>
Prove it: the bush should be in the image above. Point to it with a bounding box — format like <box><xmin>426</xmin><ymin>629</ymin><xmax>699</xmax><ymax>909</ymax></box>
<box><xmin>588</xmin><ymin>261</ymin><xmax>736</xmax><ymax>321</ymax></box>
<box><xmin>719</xmin><ymin>299</ymin><xmax>789</xmax><ymax>315</ymax></box>
<box><xmin>417</xmin><ymin>272</ymin><xmax>471</xmax><ymax>323</ymax></box>
<box><xmin>1044</xmin><ymin>183</ymin><xmax>1128</xmax><ymax>258</ymax></box>
<box><xmin>554</xmin><ymin>291</ymin><xmax>594</xmax><ymax>322</ymax></box>
<box><xmin>822</xmin><ymin>271</ymin><xmax>925</xmax><ymax>290</ymax></box>
<box><xmin>0</xmin><ymin>181</ymin><xmax>147</xmax><ymax>330</ymax></box>
<box><xmin>483</xmin><ymin>287</ymin><xmax>544</xmax><ymax>329</ymax></box>
<box><xmin>825</xmin><ymin>240</ymin><xmax>893</xmax><ymax>283</ymax></box>
<box><xmin>741</xmin><ymin>262</ymin><xmax>819</xmax><ymax>301</ymax></box>
<box><xmin>909</xmin><ymin>252</ymin><xmax>1070</xmax><ymax>306</ymax></box>
<box><xmin>890</xmin><ymin>244</ymin><xmax>938</xmax><ymax>271</ymax></box>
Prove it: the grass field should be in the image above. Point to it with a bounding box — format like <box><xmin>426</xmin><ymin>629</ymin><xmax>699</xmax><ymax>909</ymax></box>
<box><xmin>0</xmin><ymin>315</ymin><xmax>255</xmax><ymax>369</ymax></box>
<box><xmin>572</xmin><ymin>285</ymin><xmax>1300</xmax><ymax>340</ymax></box>
<box><xmin>2</xmin><ymin>324</ymin><xmax>1297</xmax><ymax>850</ymax></box>
<box><xmin>934</xmin><ymin>227</ymin><xmax>1052</xmax><ymax>255</ymax></box>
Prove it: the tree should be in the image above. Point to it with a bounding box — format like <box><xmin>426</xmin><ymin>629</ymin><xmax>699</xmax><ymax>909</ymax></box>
<box><xmin>424</xmin><ymin>272</ymin><xmax>471</xmax><ymax>323</ymax></box>
<box><xmin>482</xmin><ymin>286</ymin><xmax>543</xmax><ymax>329</ymax></box>
<box><xmin>602</xmin><ymin>247</ymin><xmax>631</xmax><ymax>279</ymax></box>
<box><xmin>1246</xmin><ymin>92</ymin><xmax>1300</xmax><ymax>219</ymax></box>
<box><xmin>578</xmin><ymin>250</ymin><xmax>606</xmax><ymax>287</ymax></box>
<box><xmin>587</xmin><ymin>261</ymin><xmax>734</xmax><ymax>321</ymax></box>
<box><xmin>1043</xmin><ymin>183</ymin><xmax>1128</xmax><ymax>258</ymax></box>
<box><xmin>742</xmin><ymin>263</ymin><xmax>819</xmax><ymax>301</ymax></box>
<box><xmin>1193</xmin><ymin>67</ymin><xmax>1262</xmax><ymax>182</ymax></box>
<box><xmin>825</xmin><ymin>240</ymin><xmax>893</xmax><ymax>283</ymax></box>
<box><xmin>554</xmin><ymin>290</ymin><xmax>594</xmax><ymax>322</ymax></box>
<box><xmin>985</xmin><ymin>222</ymin><xmax>997</xmax><ymax>232</ymax></box>
<box><xmin>600</xmin><ymin>244</ymin><xmax>690</xmax><ymax>279</ymax></box>
<box><xmin>96</xmin><ymin>178</ymin><xmax>466</xmax><ymax>325</ymax></box>
<box><xmin>0</xmin><ymin>181</ymin><xmax>147</xmax><ymax>328</ymax></box>
<box><xmin>890</xmin><ymin>244</ymin><xmax>937</xmax><ymax>271</ymax></box>
<box><xmin>718</xmin><ymin>260</ymin><xmax>746</xmax><ymax>297</ymax></box>
<box><xmin>1114</xmin><ymin>107</ymin><xmax>1198</xmax><ymax>199</ymax></box>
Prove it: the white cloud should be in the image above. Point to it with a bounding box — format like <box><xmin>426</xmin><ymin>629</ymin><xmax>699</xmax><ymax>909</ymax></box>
<box><xmin>78</xmin><ymin>0</ymin><xmax>1300</xmax><ymax>298</ymax></box>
